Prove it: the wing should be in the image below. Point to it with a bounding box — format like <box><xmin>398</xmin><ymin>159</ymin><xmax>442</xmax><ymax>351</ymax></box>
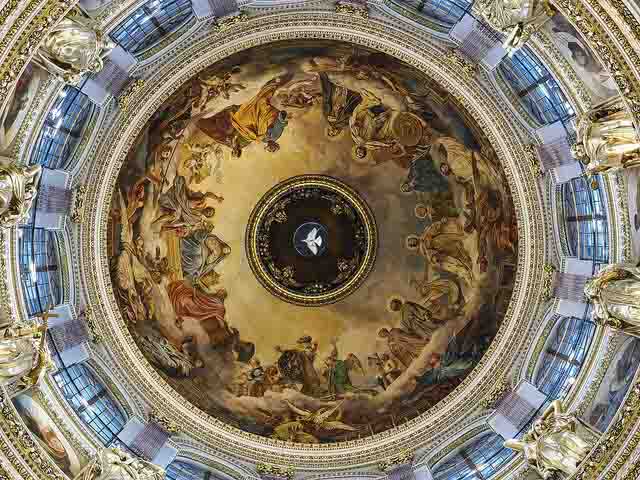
<box><xmin>315</xmin><ymin>401</ymin><xmax>343</xmax><ymax>424</ymax></box>
<box><xmin>315</xmin><ymin>236</ymin><xmax>322</xmax><ymax>247</ymax></box>
<box><xmin>306</xmin><ymin>227</ymin><xmax>318</xmax><ymax>242</ymax></box>
<box><xmin>309</xmin><ymin>243</ymin><xmax>318</xmax><ymax>255</ymax></box>
<box><xmin>319</xmin><ymin>420</ymin><xmax>357</xmax><ymax>432</ymax></box>
<box><xmin>345</xmin><ymin>353</ymin><xmax>365</xmax><ymax>374</ymax></box>
<box><xmin>285</xmin><ymin>400</ymin><xmax>312</xmax><ymax>418</ymax></box>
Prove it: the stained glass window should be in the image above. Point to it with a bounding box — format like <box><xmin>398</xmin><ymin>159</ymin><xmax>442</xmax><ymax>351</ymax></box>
<box><xmin>30</xmin><ymin>86</ymin><xmax>94</xmax><ymax>170</ymax></box>
<box><xmin>109</xmin><ymin>0</ymin><xmax>193</xmax><ymax>54</ymax></box>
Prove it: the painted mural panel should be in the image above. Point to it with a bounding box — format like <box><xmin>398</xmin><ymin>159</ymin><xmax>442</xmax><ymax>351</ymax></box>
<box><xmin>543</xmin><ymin>13</ymin><xmax>617</xmax><ymax>103</ymax></box>
<box><xmin>0</xmin><ymin>63</ymin><xmax>48</xmax><ymax>155</ymax></box>
<box><xmin>13</xmin><ymin>391</ymin><xmax>84</xmax><ymax>477</ymax></box>
<box><xmin>109</xmin><ymin>41</ymin><xmax>518</xmax><ymax>443</ymax></box>
<box><xmin>583</xmin><ymin>335</ymin><xmax>640</xmax><ymax>432</ymax></box>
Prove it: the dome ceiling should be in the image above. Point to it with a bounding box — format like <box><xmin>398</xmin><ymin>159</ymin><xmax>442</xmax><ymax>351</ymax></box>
<box><xmin>107</xmin><ymin>40</ymin><xmax>518</xmax><ymax>444</ymax></box>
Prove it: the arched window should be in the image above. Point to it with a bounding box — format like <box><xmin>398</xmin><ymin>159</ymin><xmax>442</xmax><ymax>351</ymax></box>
<box><xmin>30</xmin><ymin>86</ymin><xmax>94</xmax><ymax>170</ymax></box>
<box><xmin>18</xmin><ymin>227</ymin><xmax>62</xmax><ymax>316</ymax></box>
<box><xmin>562</xmin><ymin>176</ymin><xmax>609</xmax><ymax>263</ymax></box>
<box><xmin>166</xmin><ymin>460</ymin><xmax>210</xmax><ymax>480</ymax></box>
<box><xmin>498</xmin><ymin>48</ymin><xmax>574</xmax><ymax>125</ymax></box>
<box><xmin>109</xmin><ymin>0</ymin><xmax>193</xmax><ymax>55</ymax></box>
<box><xmin>535</xmin><ymin>315</ymin><xmax>595</xmax><ymax>400</ymax></box>
<box><xmin>433</xmin><ymin>432</ymin><xmax>514</xmax><ymax>480</ymax></box>
<box><xmin>53</xmin><ymin>363</ymin><xmax>127</xmax><ymax>445</ymax></box>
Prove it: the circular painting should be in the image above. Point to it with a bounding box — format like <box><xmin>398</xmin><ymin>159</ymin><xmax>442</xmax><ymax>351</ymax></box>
<box><xmin>108</xmin><ymin>40</ymin><xmax>518</xmax><ymax>443</ymax></box>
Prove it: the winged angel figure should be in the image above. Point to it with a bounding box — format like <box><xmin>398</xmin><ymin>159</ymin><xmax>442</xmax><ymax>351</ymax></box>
<box><xmin>272</xmin><ymin>401</ymin><xmax>357</xmax><ymax>443</ymax></box>
<box><xmin>114</xmin><ymin>189</ymin><xmax>150</xmax><ymax>324</ymax></box>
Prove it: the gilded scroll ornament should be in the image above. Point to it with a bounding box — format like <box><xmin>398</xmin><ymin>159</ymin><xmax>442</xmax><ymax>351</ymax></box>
<box><xmin>504</xmin><ymin>399</ymin><xmax>596</xmax><ymax>478</ymax></box>
<box><xmin>443</xmin><ymin>49</ymin><xmax>476</xmax><ymax>78</ymax></box>
<box><xmin>478</xmin><ymin>378</ymin><xmax>511</xmax><ymax>409</ymax></box>
<box><xmin>255</xmin><ymin>463</ymin><xmax>295</xmax><ymax>479</ymax></box>
<box><xmin>378</xmin><ymin>450</ymin><xmax>414</xmax><ymax>471</ymax></box>
<box><xmin>148</xmin><ymin>409</ymin><xmax>179</xmax><ymax>434</ymax></box>
<box><xmin>117</xmin><ymin>79</ymin><xmax>144</xmax><ymax>113</ymax></box>
<box><xmin>541</xmin><ymin>263</ymin><xmax>556</xmax><ymax>301</ymax></box>
<box><xmin>335</xmin><ymin>1</ymin><xmax>369</xmax><ymax>18</ymax></box>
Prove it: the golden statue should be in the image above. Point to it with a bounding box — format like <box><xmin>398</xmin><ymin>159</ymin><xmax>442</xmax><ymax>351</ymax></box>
<box><xmin>77</xmin><ymin>447</ymin><xmax>165</xmax><ymax>480</ymax></box>
<box><xmin>504</xmin><ymin>400</ymin><xmax>595</xmax><ymax>479</ymax></box>
<box><xmin>0</xmin><ymin>321</ymin><xmax>48</xmax><ymax>387</ymax></box>
<box><xmin>0</xmin><ymin>162</ymin><xmax>41</xmax><ymax>229</ymax></box>
<box><xmin>35</xmin><ymin>14</ymin><xmax>116</xmax><ymax>84</ymax></box>
<box><xmin>475</xmin><ymin>0</ymin><xmax>554</xmax><ymax>55</ymax></box>
<box><xmin>572</xmin><ymin>96</ymin><xmax>640</xmax><ymax>176</ymax></box>
<box><xmin>584</xmin><ymin>262</ymin><xmax>640</xmax><ymax>336</ymax></box>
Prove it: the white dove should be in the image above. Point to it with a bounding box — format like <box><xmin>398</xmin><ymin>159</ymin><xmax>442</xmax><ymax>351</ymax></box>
<box><xmin>303</xmin><ymin>227</ymin><xmax>323</xmax><ymax>255</ymax></box>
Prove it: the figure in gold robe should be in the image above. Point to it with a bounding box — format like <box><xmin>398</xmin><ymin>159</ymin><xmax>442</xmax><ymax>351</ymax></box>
<box><xmin>572</xmin><ymin>96</ymin><xmax>640</xmax><ymax>175</ymax></box>
<box><xmin>196</xmin><ymin>76</ymin><xmax>290</xmax><ymax>157</ymax></box>
<box><xmin>584</xmin><ymin>262</ymin><xmax>640</xmax><ymax>336</ymax></box>
<box><xmin>377</xmin><ymin>326</ymin><xmax>428</xmax><ymax>368</ymax></box>
<box><xmin>505</xmin><ymin>400</ymin><xmax>595</xmax><ymax>479</ymax></box>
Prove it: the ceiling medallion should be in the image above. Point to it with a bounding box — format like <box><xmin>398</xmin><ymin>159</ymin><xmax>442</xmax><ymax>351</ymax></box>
<box><xmin>245</xmin><ymin>175</ymin><xmax>377</xmax><ymax>306</ymax></box>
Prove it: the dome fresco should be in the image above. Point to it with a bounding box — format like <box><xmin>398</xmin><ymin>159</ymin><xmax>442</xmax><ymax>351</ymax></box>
<box><xmin>108</xmin><ymin>40</ymin><xmax>518</xmax><ymax>443</ymax></box>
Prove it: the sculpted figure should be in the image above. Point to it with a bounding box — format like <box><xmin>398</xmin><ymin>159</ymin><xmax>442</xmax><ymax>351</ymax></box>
<box><xmin>505</xmin><ymin>400</ymin><xmax>595</xmax><ymax>478</ymax></box>
<box><xmin>571</xmin><ymin>97</ymin><xmax>640</xmax><ymax>176</ymax></box>
<box><xmin>79</xmin><ymin>447</ymin><xmax>164</xmax><ymax>480</ymax></box>
<box><xmin>584</xmin><ymin>262</ymin><xmax>640</xmax><ymax>336</ymax></box>
<box><xmin>0</xmin><ymin>321</ymin><xmax>49</xmax><ymax>387</ymax></box>
<box><xmin>35</xmin><ymin>15</ymin><xmax>115</xmax><ymax>84</ymax></box>
<box><xmin>476</xmin><ymin>0</ymin><xmax>554</xmax><ymax>54</ymax></box>
<box><xmin>0</xmin><ymin>163</ymin><xmax>41</xmax><ymax>228</ymax></box>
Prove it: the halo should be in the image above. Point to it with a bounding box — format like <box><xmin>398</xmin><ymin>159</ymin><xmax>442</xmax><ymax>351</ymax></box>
<box><xmin>352</xmin><ymin>145</ymin><xmax>373</xmax><ymax>164</ymax></box>
<box><xmin>414</xmin><ymin>203</ymin><xmax>429</xmax><ymax>219</ymax></box>
<box><xmin>405</xmin><ymin>234</ymin><xmax>420</xmax><ymax>251</ymax></box>
<box><xmin>386</xmin><ymin>295</ymin><xmax>406</xmax><ymax>312</ymax></box>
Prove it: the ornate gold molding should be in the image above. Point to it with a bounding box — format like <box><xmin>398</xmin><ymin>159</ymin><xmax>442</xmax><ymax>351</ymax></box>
<box><xmin>256</xmin><ymin>463</ymin><xmax>295</xmax><ymax>479</ymax></box>
<box><xmin>378</xmin><ymin>450</ymin><xmax>414</xmax><ymax>472</ymax></box>
<box><xmin>541</xmin><ymin>263</ymin><xmax>557</xmax><ymax>301</ymax></box>
<box><xmin>149</xmin><ymin>409</ymin><xmax>180</xmax><ymax>434</ymax></box>
<box><xmin>478</xmin><ymin>379</ymin><xmax>512</xmax><ymax>410</ymax></box>
<box><xmin>335</xmin><ymin>1</ymin><xmax>369</xmax><ymax>18</ymax></box>
<box><xmin>116</xmin><ymin>78</ymin><xmax>144</xmax><ymax>113</ymax></box>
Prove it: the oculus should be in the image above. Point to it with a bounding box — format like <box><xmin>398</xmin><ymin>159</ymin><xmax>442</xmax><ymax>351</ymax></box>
<box><xmin>245</xmin><ymin>175</ymin><xmax>378</xmax><ymax>306</ymax></box>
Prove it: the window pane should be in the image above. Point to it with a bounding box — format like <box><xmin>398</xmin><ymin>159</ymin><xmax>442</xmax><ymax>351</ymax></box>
<box><xmin>30</xmin><ymin>86</ymin><xmax>93</xmax><ymax>169</ymax></box>
<box><xmin>110</xmin><ymin>0</ymin><xmax>193</xmax><ymax>54</ymax></box>
<box><xmin>53</xmin><ymin>364</ymin><xmax>126</xmax><ymax>445</ymax></box>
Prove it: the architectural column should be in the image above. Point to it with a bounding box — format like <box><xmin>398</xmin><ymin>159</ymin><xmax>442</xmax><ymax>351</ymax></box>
<box><xmin>536</xmin><ymin>121</ymin><xmax>582</xmax><ymax>183</ymax></box>
<box><xmin>46</xmin><ymin>304</ymin><xmax>90</xmax><ymax>367</ymax></box>
<box><xmin>488</xmin><ymin>380</ymin><xmax>547</xmax><ymax>440</ymax></box>
<box><xmin>81</xmin><ymin>46</ymin><xmax>137</xmax><ymax>105</ymax></box>
<box><xmin>33</xmin><ymin>168</ymin><xmax>72</xmax><ymax>230</ymax></box>
<box><xmin>116</xmin><ymin>414</ymin><xmax>177</xmax><ymax>468</ymax></box>
<box><xmin>450</xmin><ymin>14</ymin><xmax>506</xmax><ymax>69</ymax></box>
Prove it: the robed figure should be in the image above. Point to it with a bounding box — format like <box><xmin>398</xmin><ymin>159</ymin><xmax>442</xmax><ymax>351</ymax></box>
<box><xmin>196</xmin><ymin>75</ymin><xmax>291</xmax><ymax>157</ymax></box>
<box><xmin>584</xmin><ymin>262</ymin><xmax>640</xmax><ymax>337</ymax></box>
<box><xmin>276</xmin><ymin>336</ymin><xmax>321</xmax><ymax>395</ymax></box>
<box><xmin>319</xmin><ymin>72</ymin><xmax>362</xmax><ymax>137</ymax></box>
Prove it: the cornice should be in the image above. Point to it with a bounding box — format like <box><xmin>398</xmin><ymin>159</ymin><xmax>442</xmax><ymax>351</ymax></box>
<box><xmin>77</xmin><ymin>10</ymin><xmax>548</xmax><ymax>469</ymax></box>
